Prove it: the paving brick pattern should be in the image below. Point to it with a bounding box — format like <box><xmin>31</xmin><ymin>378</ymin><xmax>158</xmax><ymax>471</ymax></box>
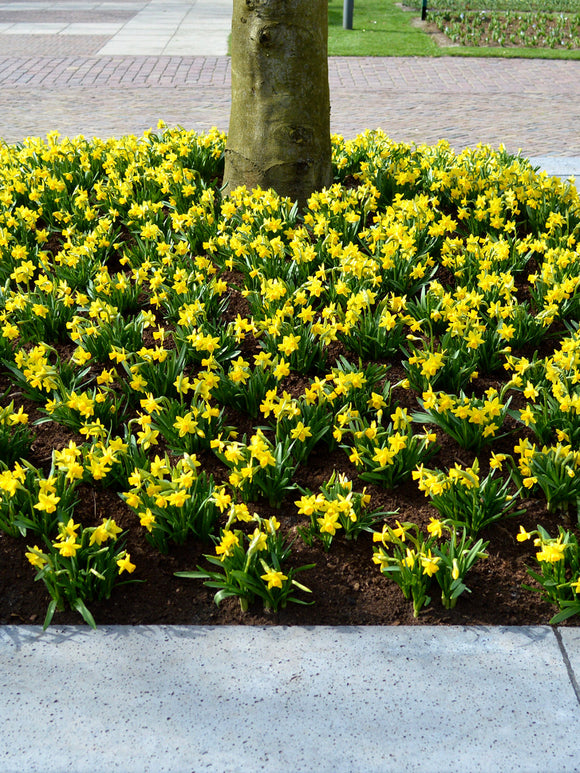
<box><xmin>0</xmin><ymin>54</ymin><xmax>230</xmax><ymax>86</ymax></box>
<box><xmin>0</xmin><ymin>35</ymin><xmax>111</xmax><ymax>55</ymax></box>
<box><xmin>329</xmin><ymin>56</ymin><xmax>580</xmax><ymax>94</ymax></box>
<box><xmin>0</xmin><ymin>52</ymin><xmax>578</xmax><ymax>152</ymax></box>
<box><xmin>0</xmin><ymin>10</ymin><xmax>134</xmax><ymax>22</ymax></box>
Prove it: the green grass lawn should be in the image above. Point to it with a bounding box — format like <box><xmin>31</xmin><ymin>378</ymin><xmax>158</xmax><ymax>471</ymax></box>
<box><xmin>328</xmin><ymin>0</ymin><xmax>439</xmax><ymax>55</ymax></box>
<box><xmin>327</xmin><ymin>0</ymin><xmax>580</xmax><ymax>57</ymax></box>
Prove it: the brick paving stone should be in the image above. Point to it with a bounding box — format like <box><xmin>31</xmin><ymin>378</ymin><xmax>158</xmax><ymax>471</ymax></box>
<box><xmin>0</xmin><ymin>54</ymin><xmax>577</xmax><ymax>94</ymax></box>
<box><xmin>0</xmin><ymin>10</ymin><xmax>135</xmax><ymax>22</ymax></box>
<box><xmin>0</xmin><ymin>35</ymin><xmax>111</xmax><ymax>55</ymax></box>
<box><xmin>0</xmin><ymin>53</ymin><xmax>578</xmax><ymax>153</ymax></box>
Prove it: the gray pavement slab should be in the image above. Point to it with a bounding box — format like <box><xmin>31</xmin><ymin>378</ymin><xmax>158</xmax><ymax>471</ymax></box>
<box><xmin>1</xmin><ymin>625</ymin><xmax>580</xmax><ymax>773</ymax></box>
<box><xmin>559</xmin><ymin>628</ymin><xmax>580</xmax><ymax>700</ymax></box>
<box><xmin>528</xmin><ymin>156</ymin><xmax>580</xmax><ymax>180</ymax></box>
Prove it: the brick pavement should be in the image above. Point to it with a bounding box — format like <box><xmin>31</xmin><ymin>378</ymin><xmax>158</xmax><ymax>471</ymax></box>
<box><xmin>0</xmin><ymin>35</ymin><xmax>110</xmax><ymax>54</ymax></box>
<box><xmin>0</xmin><ymin>10</ymin><xmax>135</xmax><ymax>23</ymax></box>
<box><xmin>0</xmin><ymin>53</ymin><xmax>578</xmax><ymax>155</ymax></box>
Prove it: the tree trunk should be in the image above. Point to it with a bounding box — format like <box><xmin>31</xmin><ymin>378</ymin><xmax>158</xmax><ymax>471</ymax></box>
<box><xmin>223</xmin><ymin>0</ymin><xmax>332</xmax><ymax>206</ymax></box>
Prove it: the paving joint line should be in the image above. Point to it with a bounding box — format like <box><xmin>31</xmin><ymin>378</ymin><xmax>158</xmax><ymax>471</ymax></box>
<box><xmin>554</xmin><ymin>627</ymin><xmax>580</xmax><ymax>707</ymax></box>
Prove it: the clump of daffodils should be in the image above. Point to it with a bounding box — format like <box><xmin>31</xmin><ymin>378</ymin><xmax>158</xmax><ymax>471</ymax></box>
<box><xmin>413</xmin><ymin>456</ymin><xmax>525</xmax><ymax>536</ymax></box>
<box><xmin>295</xmin><ymin>471</ymin><xmax>390</xmax><ymax>550</ymax></box>
<box><xmin>517</xmin><ymin>524</ymin><xmax>580</xmax><ymax>623</ymax></box>
<box><xmin>26</xmin><ymin>516</ymin><xmax>135</xmax><ymax>629</ymax></box>
<box><xmin>372</xmin><ymin>518</ymin><xmax>488</xmax><ymax>616</ymax></box>
<box><xmin>176</xmin><ymin>505</ymin><xmax>313</xmax><ymax>612</ymax></box>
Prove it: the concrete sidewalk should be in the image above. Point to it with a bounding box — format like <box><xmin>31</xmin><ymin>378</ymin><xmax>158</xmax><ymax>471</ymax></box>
<box><xmin>0</xmin><ymin>0</ymin><xmax>232</xmax><ymax>56</ymax></box>
<box><xmin>2</xmin><ymin>625</ymin><xmax>580</xmax><ymax>773</ymax></box>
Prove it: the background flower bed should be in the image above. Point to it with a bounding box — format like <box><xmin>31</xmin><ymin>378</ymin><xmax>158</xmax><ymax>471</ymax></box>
<box><xmin>0</xmin><ymin>127</ymin><xmax>579</xmax><ymax>627</ymax></box>
<box><xmin>430</xmin><ymin>8</ymin><xmax>580</xmax><ymax>48</ymax></box>
<box><xmin>406</xmin><ymin>0</ymin><xmax>580</xmax><ymax>50</ymax></box>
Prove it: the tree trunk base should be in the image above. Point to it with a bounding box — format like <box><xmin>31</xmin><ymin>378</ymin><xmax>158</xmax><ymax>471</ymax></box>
<box><xmin>223</xmin><ymin>0</ymin><xmax>332</xmax><ymax>207</ymax></box>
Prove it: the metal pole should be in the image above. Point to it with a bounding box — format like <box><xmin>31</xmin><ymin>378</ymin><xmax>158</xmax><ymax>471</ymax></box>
<box><xmin>421</xmin><ymin>0</ymin><xmax>427</xmax><ymax>21</ymax></box>
<box><xmin>343</xmin><ymin>0</ymin><xmax>354</xmax><ymax>29</ymax></box>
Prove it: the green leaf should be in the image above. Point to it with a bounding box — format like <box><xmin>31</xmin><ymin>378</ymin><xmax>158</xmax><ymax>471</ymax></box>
<box><xmin>286</xmin><ymin>595</ymin><xmax>315</xmax><ymax>606</ymax></box>
<box><xmin>73</xmin><ymin>598</ymin><xmax>97</xmax><ymax>630</ymax></box>
<box><xmin>43</xmin><ymin>600</ymin><xmax>57</xmax><ymax>631</ymax></box>
<box><xmin>175</xmin><ymin>570</ymin><xmax>211</xmax><ymax>580</ymax></box>
<box><xmin>291</xmin><ymin>579</ymin><xmax>312</xmax><ymax>593</ymax></box>
<box><xmin>450</xmin><ymin>581</ymin><xmax>469</xmax><ymax>599</ymax></box>
<box><xmin>549</xmin><ymin>604</ymin><xmax>580</xmax><ymax>624</ymax></box>
<box><xmin>293</xmin><ymin>563</ymin><xmax>316</xmax><ymax>574</ymax></box>
<box><xmin>214</xmin><ymin>588</ymin><xmax>240</xmax><ymax>607</ymax></box>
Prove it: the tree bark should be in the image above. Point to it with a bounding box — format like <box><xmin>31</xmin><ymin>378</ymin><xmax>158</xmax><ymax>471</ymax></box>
<box><xmin>223</xmin><ymin>0</ymin><xmax>332</xmax><ymax>206</ymax></box>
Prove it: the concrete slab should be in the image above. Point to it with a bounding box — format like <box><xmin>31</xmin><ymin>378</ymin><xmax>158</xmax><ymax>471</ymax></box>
<box><xmin>0</xmin><ymin>3</ymin><xmax>45</xmax><ymax>8</ymax></box>
<box><xmin>528</xmin><ymin>156</ymin><xmax>580</xmax><ymax>181</ymax></box>
<box><xmin>59</xmin><ymin>23</ymin><xmax>124</xmax><ymax>34</ymax></box>
<box><xmin>0</xmin><ymin>0</ymin><xmax>233</xmax><ymax>57</ymax></box>
<box><xmin>100</xmin><ymin>44</ymin><xmax>167</xmax><ymax>54</ymax></box>
<box><xmin>165</xmin><ymin>41</ymin><xmax>228</xmax><ymax>56</ymax></box>
<box><xmin>1</xmin><ymin>625</ymin><xmax>579</xmax><ymax>773</ymax></box>
<box><xmin>92</xmin><ymin>0</ymin><xmax>232</xmax><ymax>56</ymax></box>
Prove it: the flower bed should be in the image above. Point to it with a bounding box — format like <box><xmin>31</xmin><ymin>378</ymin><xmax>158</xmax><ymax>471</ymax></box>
<box><xmin>430</xmin><ymin>9</ymin><xmax>580</xmax><ymax>49</ymax></box>
<box><xmin>0</xmin><ymin>126</ymin><xmax>579</xmax><ymax>628</ymax></box>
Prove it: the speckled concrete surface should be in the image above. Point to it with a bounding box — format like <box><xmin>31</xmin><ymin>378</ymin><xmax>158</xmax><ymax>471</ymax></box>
<box><xmin>1</xmin><ymin>625</ymin><xmax>580</xmax><ymax>773</ymax></box>
<box><xmin>558</xmin><ymin>627</ymin><xmax>580</xmax><ymax>694</ymax></box>
<box><xmin>527</xmin><ymin>157</ymin><xmax>580</xmax><ymax>179</ymax></box>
